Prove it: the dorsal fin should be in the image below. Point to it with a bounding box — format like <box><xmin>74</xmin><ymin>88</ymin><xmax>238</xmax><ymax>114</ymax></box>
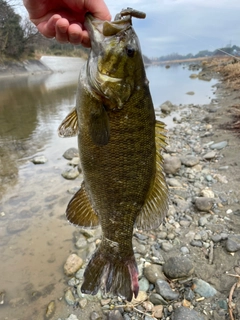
<box><xmin>136</xmin><ymin>120</ymin><xmax>169</xmax><ymax>230</ymax></box>
<box><xmin>66</xmin><ymin>182</ymin><xmax>100</xmax><ymax>228</ymax></box>
<box><xmin>58</xmin><ymin>108</ymin><xmax>78</xmax><ymax>138</ymax></box>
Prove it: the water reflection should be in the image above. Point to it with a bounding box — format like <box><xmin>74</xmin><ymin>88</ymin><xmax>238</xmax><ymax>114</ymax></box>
<box><xmin>0</xmin><ymin>61</ymin><xmax>217</xmax><ymax>319</ymax></box>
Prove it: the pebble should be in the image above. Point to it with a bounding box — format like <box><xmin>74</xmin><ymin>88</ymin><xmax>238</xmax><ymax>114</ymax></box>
<box><xmin>66</xmin><ymin>315</ymin><xmax>79</xmax><ymax>320</ymax></box>
<box><xmin>138</xmin><ymin>277</ymin><xmax>150</xmax><ymax>292</ymax></box>
<box><xmin>181</xmin><ymin>155</ymin><xmax>199</xmax><ymax>167</ymax></box>
<box><xmin>226</xmin><ymin>235</ymin><xmax>240</xmax><ymax>252</ymax></box>
<box><xmin>152</xmin><ymin>305</ymin><xmax>163</xmax><ymax>318</ymax></box>
<box><xmin>161</xmin><ymin>242</ymin><xmax>173</xmax><ymax>252</ymax></box>
<box><xmin>45</xmin><ymin>300</ymin><xmax>56</xmax><ymax>319</ymax></box>
<box><xmin>79</xmin><ymin>298</ymin><xmax>87</xmax><ymax>309</ymax></box>
<box><xmin>143</xmin><ymin>264</ymin><xmax>166</xmax><ymax>283</ymax></box>
<box><xmin>107</xmin><ymin>310</ymin><xmax>124</xmax><ymax>320</ymax></box>
<box><xmin>155</xmin><ymin>279</ymin><xmax>179</xmax><ymax>300</ymax></box>
<box><xmin>90</xmin><ymin>311</ymin><xmax>102</xmax><ymax>320</ymax></box>
<box><xmin>180</xmin><ymin>246</ymin><xmax>190</xmax><ymax>254</ymax></box>
<box><xmin>163</xmin><ymin>156</ymin><xmax>182</xmax><ymax>175</ymax></box>
<box><xmin>167</xmin><ymin>178</ymin><xmax>182</xmax><ymax>187</ymax></box>
<box><xmin>160</xmin><ymin>100</ymin><xmax>173</xmax><ymax>114</ymax></box>
<box><xmin>198</xmin><ymin>216</ymin><xmax>208</xmax><ymax>227</ymax></box>
<box><xmin>211</xmin><ymin>234</ymin><xmax>222</xmax><ymax>243</ymax></box>
<box><xmin>203</xmin><ymin>150</ymin><xmax>217</xmax><ymax>160</ymax></box>
<box><xmin>195</xmin><ymin>197</ymin><xmax>213</xmax><ymax>211</ymax></box>
<box><xmin>149</xmin><ymin>293</ymin><xmax>168</xmax><ymax>305</ymax></box>
<box><xmin>61</xmin><ymin>167</ymin><xmax>80</xmax><ymax>180</ymax></box>
<box><xmin>200</xmin><ymin>188</ymin><xmax>215</xmax><ymax>198</ymax></box>
<box><xmin>210</xmin><ymin>141</ymin><xmax>228</xmax><ymax>150</ymax></box>
<box><xmin>192</xmin><ymin>278</ymin><xmax>217</xmax><ymax>297</ymax></box>
<box><xmin>64</xmin><ymin>289</ymin><xmax>75</xmax><ymax>306</ymax></box>
<box><xmin>31</xmin><ymin>155</ymin><xmax>47</xmax><ymax>164</ymax></box>
<box><xmin>190</xmin><ymin>240</ymin><xmax>203</xmax><ymax>247</ymax></box>
<box><xmin>171</xmin><ymin>306</ymin><xmax>205</xmax><ymax>320</ymax></box>
<box><xmin>64</xmin><ymin>254</ymin><xmax>83</xmax><ymax>276</ymax></box>
<box><xmin>68</xmin><ymin>156</ymin><xmax>80</xmax><ymax>166</ymax></box>
<box><xmin>163</xmin><ymin>256</ymin><xmax>194</xmax><ymax>279</ymax></box>
<box><xmin>63</xmin><ymin>148</ymin><xmax>79</xmax><ymax>160</ymax></box>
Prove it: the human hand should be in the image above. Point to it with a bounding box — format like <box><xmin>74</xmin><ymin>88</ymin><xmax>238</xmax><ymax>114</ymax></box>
<box><xmin>23</xmin><ymin>0</ymin><xmax>111</xmax><ymax>47</ymax></box>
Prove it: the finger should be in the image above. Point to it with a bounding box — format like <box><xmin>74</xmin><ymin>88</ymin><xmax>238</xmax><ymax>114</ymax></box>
<box><xmin>85</xmin><ymin>0</ymin><xmax>111</xmax><ymax>21</ymax></box>
<box><xmin>35</xmin><ymin>14</ymin><xmax>61</xmax><ymax>38</ymax></box>
<box><xmin>80</xmin><ymin>30</ymin><xmax>91</xmax><ymax>48</ymax></box>
<box><xmin>68</xmin><ymin>23</ymin><xmax>83</xmax><ymax>45</ymax></box>
<box><xmin>55</xmin><ymin>18</ymin><xmax>69</xmax><ymax>43</ymax></box>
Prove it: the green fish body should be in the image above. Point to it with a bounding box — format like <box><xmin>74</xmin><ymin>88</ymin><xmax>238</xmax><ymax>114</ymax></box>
<box><xmin>59</xmin><ymin>9</ymin><xmax>168</xmax><ymax>301</ymax></box>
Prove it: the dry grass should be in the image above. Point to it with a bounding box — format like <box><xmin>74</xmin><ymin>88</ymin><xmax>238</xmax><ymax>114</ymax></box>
<box><xmin>204</xmin><ymin>56</ymin><xmax>240</xmax><ymax>90</ymax></box>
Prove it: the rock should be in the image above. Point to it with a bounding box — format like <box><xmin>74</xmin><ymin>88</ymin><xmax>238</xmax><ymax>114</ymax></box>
<box><xmin>192</xmin><ymin>279</ymin><xmax>217</xmax><ymax>298</ymax></box>
<box><xmin>7</xmin><ymin>220</ymin><xmax>29</xmax><ymax>234</ymax></box>
<box><xmin>226</xmin><ymin>235</ymin><xmax>240</xmax><ymax>252</ymax></box>
<box><xmin>163</xmin><ymin>156</ymin><xmax>181</xmax><ymax>175</ymax></box>
<box><xmin>75</xmin><ymin>237</ymin><xmax>88</xmax><ymax>249</ymax></box>
<box><xmin>66</xmin><ymin>315</ymin><xmax>79</xmax><ymax>320</ymax></box>
<box><xmin>163</xmin><ymin>256</ymin><xmax>194</xmax><ymax>279</ymax></box>
<box><xmin>149</xmin><ymin>293</ymin><xmax>168</xmax><ymax>305</ymax></box>
<box><xmin>160</xmin><ymin>100</ymin><xmax>173</xmax><ymax>114</ymax></box>
<box><xmin>180</xmin><ymin>246</ymin><xmax>190</xmax><ymax>254</ymax></box>
<box><xmin>152</xmin><ymin>305</ymin><xmax>163</xmax><ymax>319</ymax></box>
<box><xmin>211</xmin><ymin>234</ymin><xmax>222</xmax><ymax>243</ymax></box>
<box><xmin>190</xmin><ymin>240</ymin><xmax>202</xmax><ymax>247</ymax></box>
<box><xmin>107</xmin><ymin>310</ymin><xmax>124</xmax><ymax>320</ymax></box>
<box><xmin>203</xmin><ymin>150</ymin><xmax>217</xmax><ymax>160</ymax></box>
<box><xmin>181</xmin><ymin>156</ymin><xmax>199</xmax><ymax>167</ymax></box>
<box><xmin>31</xmin><ymin>155</ymin><xmax>47</xmax><ymax>164</ymax></box>
<box><xmin>161</xmin><ymin>242</ymin><xmax>173</xmax><ymax>252</ymax></box>
<box><xmin>64</xmin><ymin>289</ymin><xmax>75</xmax><ymax>306</ymax></box>
<box><xmin>167</xmin><ymin>178</ymin><xmax>182</xmax><ymax>187</ymax></box>
<box><xmin>186</xmin><ymin>91</ymin><xmax>195</xmax><ymax>95</ymax></box>
<box><xmin>90</xmin><ymin>311</ymin><xmax>102</xmax><ymax>320</ymax></box>
<box><xmin>171</xmin><ymin>306</ymin><xmax>204</xmax><ymax>320</ymax></box>
<box><xmin>139</xmin><ymin>277</ymin><xmax>150</xmax><ymax>292</ymax></box>
<box><xmin>200</xmin><ymin>188</ymin><xmax>214</xmax><ymax>198</ymax></box>
<box><xmin>143</xmin><ymin>264</ymin><xmax>166</xmax><ymax>283</ymax></box>
<box><xmin>155</xmin><ymin>279</ymin><xmax>179</xmax><ymax>300</ymax></box>
<box><xmin>64</xmin><ymin>254</ymin><xmax>83</xmax><ymax>276</ymax></box>
<box><xmin>68</xmin><ymin>156</ymin><xmax>80</xmax><ymax>166</ymax></box>
<box><xmin>189</xmin><ymin>73</ymin><xmax>198</xmax><ymax>79</ymax></box>
<box><xmin>195</xmin><ymin>197</ymin><xmax>213</xmax><ymax>211</ymax></box>
<box><xmin>210</xmin><ymin>141</ymin><xmax>228</xmax><ymax>150</ymax></box>
<box><xmin>45</xmin><ymin>300</ymin><xmax>56</xmax><ymax>319</ymax></box>
<box><xmin>63</xmin><ymin>148</ymin><xmax>79</xmax><ymax>160</ymax></box>
<box><xmin>61</xmin><ymin>167</ymin><xmax>79</xmax><ymax>180</ymax></box>
<box><xmin>198</xmin><ymin>216</ymin><xmax>208</xmax><ymax>227</ymax></box>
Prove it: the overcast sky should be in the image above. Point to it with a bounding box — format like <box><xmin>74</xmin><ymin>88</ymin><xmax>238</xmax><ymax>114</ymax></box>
<box><xmin>18</xmin><ymin>0</ymin><xmax>240</xmax><ymax>58</ymax></box>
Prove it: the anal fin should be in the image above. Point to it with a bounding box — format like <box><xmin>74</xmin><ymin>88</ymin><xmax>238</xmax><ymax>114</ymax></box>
<box><xmin>66</xmin><ymin>182</ymin><xmax>99</xmax><ymax>228</ymax></box>
<box><xmin>136</xmin><ymin>120</ymin><xmax>169</xmax><ymax>230</ymax></box>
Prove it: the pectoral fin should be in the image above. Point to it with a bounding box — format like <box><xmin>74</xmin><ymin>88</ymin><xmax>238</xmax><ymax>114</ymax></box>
<box><xmin>136</xmin><ymin>120</ymin><xmax>169</xmax><ymax>230</ymax></box>
<box><xmin>66</xmin><ymin>182</ymin><xmax>99</xmax><ymax>228</ymax></box>
<box><xmin>89</xmin><ymin>104</ymin><xmax>110</xmax><ymax>146</ymax></box>
<box><xmin>58</xmin><ymin>108</ymin><xmax>78</xmax><ymax>137</ymax></box>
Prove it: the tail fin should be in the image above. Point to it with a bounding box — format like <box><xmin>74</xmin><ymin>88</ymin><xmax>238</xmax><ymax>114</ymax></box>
<box><xmin>81</xmin><ymin>248</ymin><xmax>139</xmax><ymax>301</ymax></box>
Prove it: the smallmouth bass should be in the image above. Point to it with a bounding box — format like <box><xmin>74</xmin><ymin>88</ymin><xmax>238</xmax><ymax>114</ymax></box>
<box><xmin>59</xmin><ymin>8</ymin><xmax>168</xmax><ymax>301</ymax></box>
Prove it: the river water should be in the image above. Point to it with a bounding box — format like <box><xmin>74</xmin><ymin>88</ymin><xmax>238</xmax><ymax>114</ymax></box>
<box><xmin>0</xmin><ymin>57</ymin><xmax>217</xmax><ymax>319</ymax></box>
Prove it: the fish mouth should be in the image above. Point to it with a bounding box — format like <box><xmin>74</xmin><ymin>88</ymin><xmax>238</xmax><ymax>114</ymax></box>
<box><xmin>84</xmin><ymin>13</ymin><xmax>132</xmax><ymax>45</ymax></box>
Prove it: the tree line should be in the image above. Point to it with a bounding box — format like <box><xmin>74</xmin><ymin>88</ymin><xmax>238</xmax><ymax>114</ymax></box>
<box><xmin>0</xmin><ymin>0</ymin><xmax>88</xmax><ymax>60</ymax></box>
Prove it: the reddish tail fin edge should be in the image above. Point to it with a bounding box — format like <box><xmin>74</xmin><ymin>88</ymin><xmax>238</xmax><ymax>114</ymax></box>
<box><xmin>81</xmin><ymin>248</ymin><xmax>139</xmax><ymax>301</ymax></box>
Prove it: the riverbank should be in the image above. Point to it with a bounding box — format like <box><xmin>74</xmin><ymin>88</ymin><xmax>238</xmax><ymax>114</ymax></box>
<box><xmin>52</xmin><ymin>59</ymin><xmax>240</xmax><ymax>320</ymax></box>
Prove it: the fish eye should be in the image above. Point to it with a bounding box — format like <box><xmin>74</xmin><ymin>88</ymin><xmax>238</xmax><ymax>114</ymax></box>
<box><xmin>126</xmin><ymin>45</ymin><xmax>135</xmax><ymax>57</ymax></box>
